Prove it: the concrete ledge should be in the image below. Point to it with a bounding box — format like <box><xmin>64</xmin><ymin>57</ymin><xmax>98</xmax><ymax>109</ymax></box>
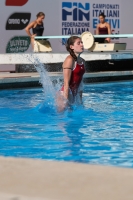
<box><xmin>0</xmin><ymin>71</ymin><xmax>133</xmax><ymax>79</ymax></box>
<box><xmin>0</xmin><ymin>156</ymin><xmax>133</xmax><ymax>200</ymax></box>
<box><xmin>1</xmin><ymin>51</ymin><xmax>133</xmax><ymax>65</ymax></box>
<box><xmin>84</xmin><ymin>70</ymin><xmax>133</xmax><ymax>77</ymax></box>
<box><xmin>0</xmin><ymin>71</ymin><xmax>133</xmax><ymax>89</ymax></box>
<box><xmin>0</xmin><ymin>53</ymin><xmax>110</xmax><ymax>64</ymax></box>
<box><xmin>0</xmin><ymin>73</ymin><xmax>39</xmax><ymax>89</ymax></box>
<box><xmin>0</xmin><ymin>72</ymin><xmax>62</xmax><ymax>89</ymax></box>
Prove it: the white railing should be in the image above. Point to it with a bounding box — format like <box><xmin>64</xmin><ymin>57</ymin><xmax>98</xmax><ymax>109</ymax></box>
<box><xmin>35</xmin><ymin>34</ymin><xmax>133</xmax><ymax>39</ymax></box>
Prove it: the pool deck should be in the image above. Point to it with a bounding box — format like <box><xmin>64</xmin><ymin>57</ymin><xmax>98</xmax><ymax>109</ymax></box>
<box><xmin>0</xmin><ymin>71</ymin><xmax>133</xmax><ymax>89</ymax></box>
<box><xmin>0</xmin><ymin>156</ymin><xmax>133</xmax><ymax>200</ymax></box>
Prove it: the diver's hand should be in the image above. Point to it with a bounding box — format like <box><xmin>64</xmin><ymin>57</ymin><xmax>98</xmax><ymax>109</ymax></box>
<box><xmin>58</xmin><ymin>98</ymin><xmax>69</xmax><ymax>112</ymax></box>
<box><xmin>56</xmin><ymin>93</ymin><xmax>69</xmax><ymax>112</ymax></box>
<box><xmin>105</xmin><ymin>38</ymin><xmax>110</xmax><ymax>43</ymax></box>
<box><xmin>31</xmin><ymin>34</ymin><xmax>37</xmax><ymax>38</ymax></box>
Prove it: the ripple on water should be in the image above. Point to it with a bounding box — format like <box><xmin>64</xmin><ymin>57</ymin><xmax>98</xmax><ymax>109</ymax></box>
<box><xmin>0</xmin><ymin>81</ymin><xmax>133</xmax><ymax>167</ymax></box>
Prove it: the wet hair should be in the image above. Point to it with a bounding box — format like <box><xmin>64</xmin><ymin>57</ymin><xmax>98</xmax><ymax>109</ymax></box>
<box><xmin>65</xmin><ymin>36</ymin><xmax>81</xmax><ymax>61</ymax></box>
<box><xmin>36</xmin><ymin>12</ymin><xmax>45</xmax><ymax>18</ymax></box>
<box><xmin>99</xmin><ymin>12</ymin><xmax>106</xmax><ymax>18</ymax></box>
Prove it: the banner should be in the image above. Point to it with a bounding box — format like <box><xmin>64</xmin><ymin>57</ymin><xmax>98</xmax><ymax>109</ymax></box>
<box><xmin>6</xmin><ymin>36</ymin><xmax>30</xmax><ymax>53</ymax></box>
<box><xmin>91</xmin><ymin>2</ymin><xmax>121</xmax><ymax>42</ymax></box>
<box><xmin>0</xmin><ymin>0</ymin><xmax>133</xmax><ymax>54</ymax></box>
<box><xmin>59</xmin><ymin>0</ymin><xmax>121</xmax><ymax>50</ymax></box>
<box><xmin>60</xmin><ymin>1</ymin><xmax>90</xmax><ymax>51</ymax></box>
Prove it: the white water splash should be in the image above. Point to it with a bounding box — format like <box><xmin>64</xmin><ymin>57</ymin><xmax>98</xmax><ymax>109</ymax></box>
<box><xmin>24</xmin><ymin>54</ymin><xmax>83</xmax><ymax>112</ymax></box>
<box><xmin>25</xmin><ymin>54</ymin><xmax>63</xmax><ymax>112</ymax></box>
<box><xmin>34</xmin><ymin>57</ymin><xmax>55</xmax><ymax>100</ymax></box>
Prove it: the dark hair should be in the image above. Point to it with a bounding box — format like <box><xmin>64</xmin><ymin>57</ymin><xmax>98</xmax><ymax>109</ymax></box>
<box><xmin>65</xmin><ymin>36</ymin><xmax>80</xmax><ymax>61</ymax></box>
<box><xmin>36</xmin><ymin>12</ymin><xmax>45</xmax><ymax>18</ymax></box>
<box><xmin>99</xmin><ymin>12</ymin><xmax>106</xmax><ymax>18</ymax></box>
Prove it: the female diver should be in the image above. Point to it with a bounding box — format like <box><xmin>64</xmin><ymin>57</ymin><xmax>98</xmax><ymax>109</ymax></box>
<box><xmin>56</xmin><ymin>36</ymin><xmax>85</xmax><ymax>112</ymax></box>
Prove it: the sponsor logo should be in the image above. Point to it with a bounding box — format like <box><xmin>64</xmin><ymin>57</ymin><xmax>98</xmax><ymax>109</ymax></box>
<box><xmin>6</xmin><ymin>36</ymin><xmax>30</xmax><ymax>53</ymax></box>
<box><xmin>5</xmin><ymin>0</ymin><xmax>28</xmax><ymax>6</ymax></box>
<box><xmin>6</xmin><ymin>13</ymin><xmax>31</xmax><ymax>30</ymax></box>
<box><xmin>21</xmin><ymin>19</ymin><xmax>29</xmax><ymax>24</ymax></box>
<box><xmin>62</xmin><ymin>2</ymin><xmax>90</xmax><ymax>21</ymax></box>
<box><xmin>61</xmin><ymin>2</ymin><xmax>90</xmax><ymax>45</ymax></box>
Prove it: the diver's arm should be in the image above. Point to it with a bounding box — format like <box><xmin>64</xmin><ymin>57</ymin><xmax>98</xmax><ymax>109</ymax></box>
<box><xmin>96</xmin><ymin>24</ymin><xmax>99</xmax><ymax>35</ymax></box>
<box><xmin>63</xmin><ymin>56</ymin><xmax>73</xmax><ymax>100</ymax></box>
<box><xmin>106</xmin><ymin>23</ymin><xmax>111</xmax><ymax>42</ymax></box>
<box><xmin>25</xmin><ymin>21</ymin><xmax>37</xmax><ymax>49</ymax></box>
<box><xmin>25</xmin><ymin>21</ymin><xmax>36</xmax><ymax>38</ymax></box>
<box><xmin>107</xmin><ymin>23</ymin><xmax>111</xmax><ymax>35</ymax></box>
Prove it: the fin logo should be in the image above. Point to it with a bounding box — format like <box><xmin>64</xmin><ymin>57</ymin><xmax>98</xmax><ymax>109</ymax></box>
<box><xmin>5</xmin><ymin>0</ymin><xmax>28</xmax><ymax>6</ymax></box>
<box><xmin>62</xmin><ymin>2</ymin><xmax>90</xmax><ymax>21</ymax></box>
<box><xmin>6</xmin><ymin>13</ymin><xmax>31</xmax><ymax>30</ymax></box>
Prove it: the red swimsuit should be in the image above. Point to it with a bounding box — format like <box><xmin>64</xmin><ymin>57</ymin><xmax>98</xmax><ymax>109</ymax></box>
<box><xmin>61</xmin><ymin>62</ymin><xmax>85</xmax><ymax>96</ymax></box>
<box><xmin>99</xmin><ymin>26</ymin><xmax>108</xmax><ymax>35</ymax></box>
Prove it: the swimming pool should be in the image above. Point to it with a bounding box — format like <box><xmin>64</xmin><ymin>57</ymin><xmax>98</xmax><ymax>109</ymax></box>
<box><xmin>0</xmin><ymin>81</ymin><xmax>133</xmax><ymax>168</ymax></box>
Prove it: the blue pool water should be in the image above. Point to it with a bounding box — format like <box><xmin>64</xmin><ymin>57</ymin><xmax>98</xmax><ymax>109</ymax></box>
<box><xmin>0</xmin><ymin>81</ymin><xmax>133</xmax><ymax>168</ymax></box>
